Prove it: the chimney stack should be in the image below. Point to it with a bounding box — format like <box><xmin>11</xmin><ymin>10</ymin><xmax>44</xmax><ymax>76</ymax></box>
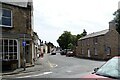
<box><xmin>109</xmin><ymin>20</ymin><xmax>117</xmax><ymax>31</ymax></box>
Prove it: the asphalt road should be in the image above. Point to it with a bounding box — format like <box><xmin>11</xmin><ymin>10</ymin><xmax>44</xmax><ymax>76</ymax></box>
<box><xmin>41</xmin><ymin>53</ymin><xmax>105</xmax><ymax>78</ymax></box>
<box><xmin>3</xmin><ymin>53</ymin><xmax>106</xmax><ymax>79</ymax></box>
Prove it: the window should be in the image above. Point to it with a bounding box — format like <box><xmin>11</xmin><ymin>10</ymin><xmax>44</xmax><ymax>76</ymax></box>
<box><xmin>87</xmin><ymin>39</ymin><xmax>89</xmax><ymax>45</ymax></box>
<box><xmin>82</xmin><ymin>40</ymin><xmax>84</xmax><ymax>46</ymax></box>
<box><xmin>106</xmin><ymin>47</ymin><xmax>111</xmax><ymax>55</ymax></box>
<box><xmin>1</xmin><ymin>39</ymin><xmax>18</xmax><ymax>60</ymax></box>
<box><xmin>81</xmin><ymin>48</ymin><xmax>84</xmax><ymax>54</ymax></box>
<box><xmin>93</xmin><ymin>37</ymin><xmax>98</xmax><ymax>44</ymax></box>
<box><xmin>94</xmin><ymin>48</ymin><xmax>98</xmax><ymax>55</ymax></box>
<box><xmin>0</xmin><ymin>8</ymin><xmax>12</xmax><ymax>27</ymax></box>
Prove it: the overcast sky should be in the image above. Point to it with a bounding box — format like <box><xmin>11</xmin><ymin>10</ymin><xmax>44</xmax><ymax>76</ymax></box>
<box><xmin>33</xmin><ymin>0</ymin><xmax>119</xmax><ymax>46</ymax></box>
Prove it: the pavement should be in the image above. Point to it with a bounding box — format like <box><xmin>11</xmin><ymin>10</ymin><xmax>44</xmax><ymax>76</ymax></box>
<box><xmin>1</xmin><ymin>54</ymin><xmax>49</xmax><ymax>76</ymax></box>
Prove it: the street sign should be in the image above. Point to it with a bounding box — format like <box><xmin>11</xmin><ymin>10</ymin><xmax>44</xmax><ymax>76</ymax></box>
<box><xmin>22</xmin><ymin>41</ymin><xmax>26</xmax><ymax>47</ymax></box>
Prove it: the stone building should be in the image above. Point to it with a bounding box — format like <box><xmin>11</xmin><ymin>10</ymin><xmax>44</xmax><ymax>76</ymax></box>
<box><xmin>76</xmin><ymin>20</ymin><xmax>120</xmax><ymax>60</ymax></box>
<box><xmin>33</xmin><ymin>32</ymin><xmax>41</xmax><ymax>61</ymax></box>
<box><xmin>0</xmin><ymin>0</ymin><xmax>34</xmax><ymax>70</ymax></box>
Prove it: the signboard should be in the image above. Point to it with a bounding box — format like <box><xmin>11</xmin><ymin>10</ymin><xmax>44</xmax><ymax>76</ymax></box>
<box><xmin>22</xmin><ymin>41</ymin><xmax>26</xmax><ymax>47</ymax></box>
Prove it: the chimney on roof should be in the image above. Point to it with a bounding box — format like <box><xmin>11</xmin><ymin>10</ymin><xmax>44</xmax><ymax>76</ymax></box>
<box><xmin>109</xmin><ymin>20</ymin><xmax>117</xmax><ymax>31</ymax></box>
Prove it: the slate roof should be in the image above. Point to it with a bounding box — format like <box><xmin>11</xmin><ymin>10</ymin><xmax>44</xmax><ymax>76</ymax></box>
<box><xmin>79</xmin><ymin>29</ymin><xmax>109</xmax><ymax>40</ymax></box>
<box><xmin>0</xmin><ymin>0</ymin><xmax>32</xmax><ymax>7</ymax></box>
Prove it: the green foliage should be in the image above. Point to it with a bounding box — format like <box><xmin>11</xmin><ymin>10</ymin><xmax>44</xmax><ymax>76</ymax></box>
<box><xmin>57</xmin><ymin>31</ymin><xmax>73</xmax><ymax>49</ymax></box>
<box><xmin>57</xmin><ymin>29</ymin><xmax>87</xmax><ymax>50</ymax></box>
<box><xmin>113</xmin><ymin>9</ymin><xmax>120</xmax><ymax>34</ymax></box>
<box><xmin>82</xmin><ymin>29</ymin><xmax>87</xmax><ymax>36</ymax></box>
<box><xmin>47</xmin><ymin>42</ymin><xmax>54</xmax><ymax>48</ymax></box>
<box><xmin>76</xmin><ymin>29</ymin><xmax>87</xmax><ymax>40</ymax></box>
<box><xmin>68</xmin><ymin>43</ymin><xmax>74</xmax><ymax>50</ymax></box>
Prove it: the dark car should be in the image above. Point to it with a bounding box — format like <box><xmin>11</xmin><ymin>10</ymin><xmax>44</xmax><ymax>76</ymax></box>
<box><xmin>60</xmin><ymin>50</ymin><xmax>67</xmax><ymax>55</ymax></box>
<box><xmin>66</xmin><ymin>51</ymin><xmax>74</xmax><ymax>57</ymax></box>
<box><xmin>51</xmin><ymin>52</ymin><xmax>56</xmax><ymax>55</ymax></box>
<box><xmin>82</xmin><ymin>56</ymin><xmax>120</xmax><ymax>79</ymax></box>
<box><xmin>50</xmin><ymin>50</ymin><xmax>56</xmax><ymax>55</ymax></box>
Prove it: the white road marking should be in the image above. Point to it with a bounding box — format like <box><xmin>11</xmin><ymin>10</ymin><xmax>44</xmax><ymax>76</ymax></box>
<box><xmin>16</xmin><ymin>72</ymin><xmax>52</xmax><ymax>78</ymax></box>
<box><xmin>54</xmin><ymin>64</ymin><xmax>58</xmax><ymax>67</ymax></box>
<box><xmin>0</xmin><ymin>76</ymin><xmax>2</xmax><ymax>80</ymax></box>
<box><xmin>48</xmin><ymin>61</ymin><xmax>58</xmax><ymax>68</ymax></box>
<box><xmin>66</xmin><ymin>70</ymin><xmax>72</xmax><ymax>73</ymax></box>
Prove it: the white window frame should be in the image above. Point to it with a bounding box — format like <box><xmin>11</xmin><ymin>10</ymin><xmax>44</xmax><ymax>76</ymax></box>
<box><xmin>0</xmin><ymin>8</ymin><xmax>12</xmax><ymax>27</ymax></box>
<box><xmin>1</xmin><ymin>39</ymin><xmax>18</xmax><ymax>60</ymax></box>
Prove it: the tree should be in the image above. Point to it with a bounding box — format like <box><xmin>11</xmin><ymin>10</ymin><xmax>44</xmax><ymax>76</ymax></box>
<box><xmin>68</xmin><ymin>43</ymin><xmax>74</xmax><ymax>50</ymax></box>
<box><xmin>76</xmin><ymin>29</ymin><xmax>87</xmax><ymax>40</ymax></box>
<box><xmin>113</xmin><ymin>9</ymin><xmax>120</xmax><ymax>34</ymax></box>
<box><xmin>47</xmin><ymin>42</ymin><xmax>54</xmax><ymax>48</ymax></box>
<box><xmin>57</xmin><ymin>31</ymin><xmax>73</xmax><ymax>49</ymax></box>
<box><xmin>82</xmin><ymin>29</ymin><xmax>87</xmax><ymax>36</ymax></box>
<box><xmin>57</xmin><ymin>30</ymin><xmax>87</xmax><ymax>50</ymax></box>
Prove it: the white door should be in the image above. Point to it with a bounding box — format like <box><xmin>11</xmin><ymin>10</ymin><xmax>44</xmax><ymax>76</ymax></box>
<box><xmin>88</xmin><ymin>49</ymin><xmax>90</xmax><ymax>57</ymax></box>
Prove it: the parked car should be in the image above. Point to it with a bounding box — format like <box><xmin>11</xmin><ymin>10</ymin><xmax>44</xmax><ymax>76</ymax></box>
<box><xmin>60</xmin><ymin>49</ymin><xmax>67</xmax><ymax>55</ymax></box>
<box><xmin>50</xmin><ymin>50</ymin><xmax>56</xmax><ymax>55</ymax></box>
<box><xmin>51</xmin><ymin>50</ymin><xmax>56</xmax><ymax>55</ymax></box>
<box><xmin>66</xmin><ymin>50</ymin><xmax>74</xmax><ymax>57</ymax></box>
<box><xmin>51</xmin><ymin>48</ymin><xmax>56</xmax><ymax>55</ymax></box>
<box><xmin>81</xmin><ymin>56</ymin><xmax>120</xmax><ymax>79</ymax></box>
<box><xmin>51</xmin><ymin>52</ymin><xmax>56</xmax><ymax>55</ymax></box>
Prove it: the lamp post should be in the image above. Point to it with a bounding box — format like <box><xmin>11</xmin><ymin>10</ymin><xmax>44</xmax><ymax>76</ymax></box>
<box><xmin>22</xmin><ymin>34</ymin><xmax>26</xmax><ymax>71</ymax></box>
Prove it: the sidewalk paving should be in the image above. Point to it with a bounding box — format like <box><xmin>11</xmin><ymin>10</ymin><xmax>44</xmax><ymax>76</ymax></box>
<box><xmin>2</xmin><ymin>54</ymin><xmax>49</xmax><ymax>75</ymax></box>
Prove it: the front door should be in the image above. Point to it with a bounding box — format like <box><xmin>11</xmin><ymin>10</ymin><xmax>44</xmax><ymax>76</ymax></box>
<box><xmin>88</xmin><ymin>49</ymin><xmax>91</xmax><ymax>57</ymax></box>
<box><xmin>25</xmin><ymin>41</ymin><xmax>30</xmax><ymax>63</ymax></box>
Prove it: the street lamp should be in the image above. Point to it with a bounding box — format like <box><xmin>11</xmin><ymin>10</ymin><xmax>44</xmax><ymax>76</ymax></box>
<box><xmin>22</xmin><ymin>34</ymin><xmax>26</xmax><ymax>71</ymax></box>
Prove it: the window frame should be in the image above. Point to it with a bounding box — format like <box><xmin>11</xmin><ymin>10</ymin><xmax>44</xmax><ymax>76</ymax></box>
<box><xmin>93</xmin><ymin>37</ymin><xmax>98</xmax><ymax>44</ymax></box>
<box><xmin>106</xmin><ymin>47</ymin><xmax>111</xmax><ymax>56</ymax></box>
<box><xmin>81</xmin><ymin>48</ymin><xmax>84</xmax><ymax>55</ymax></box>
<box><xmin>87</xmin><ymin>39</ymin><xmax>90</xmax><ymax>45</ymax></box>
<box><xmin>0</xmin><ymin>8</ymin><xmax>13</xmax><ymax>27</ymax></box>
<box><xmin>1</xmin><ymin>39</ymin><xmax>18</xmax><ymax>60</ymax></box>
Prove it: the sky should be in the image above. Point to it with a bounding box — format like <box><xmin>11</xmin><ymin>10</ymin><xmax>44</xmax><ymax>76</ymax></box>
<box><xmin>33</xmin><ymin>0</ymin><xmax>120</xmax><ymax>46</ymax></box>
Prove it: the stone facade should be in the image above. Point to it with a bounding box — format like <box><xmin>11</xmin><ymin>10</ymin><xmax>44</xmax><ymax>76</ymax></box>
<box><xmin>76</xmin><ymin>20</ymin><xmax>120</xmax><ymax>60</ymax></box>
<box><xmin>1</xmin><ymin>1</ymin><xmax>34</xmax><ymax>70</ymax></box>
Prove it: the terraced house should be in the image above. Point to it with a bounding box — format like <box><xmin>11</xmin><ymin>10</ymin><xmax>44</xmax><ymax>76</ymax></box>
<box><xmin>76</xmin><ymin>20</ymin><xmax>120</xmax><ymax>60</ymax></box>
<box><xmin>0</xmin><ymin>0</ymin><xmax>35</xmax><ymax>70</ymax></box>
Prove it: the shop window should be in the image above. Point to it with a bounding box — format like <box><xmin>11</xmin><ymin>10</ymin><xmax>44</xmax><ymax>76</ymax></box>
<box><xmin>0</xmin><ymin>39</ymin><xmax>18</xmax><ymax>60</ymax></box>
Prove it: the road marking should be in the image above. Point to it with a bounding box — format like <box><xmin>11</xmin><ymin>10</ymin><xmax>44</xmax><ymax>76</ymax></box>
<box><xmin>16</xmin><ymin>72</ymin><xmax>52</xmax><ymax>78</ymax></box>
<box><xmin>48</xmin><ymin>61</ymin><xmax>58</xmax><ymax>68</ymax></box>
<box><xmin>66</xmin><ymin>70</ymin><xmax>72</xmax><ymax>73</ymax></box>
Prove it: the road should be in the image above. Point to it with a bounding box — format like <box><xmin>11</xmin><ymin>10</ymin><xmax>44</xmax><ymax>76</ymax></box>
<box><xmin>3</xmin><ymin>53</ymin><xmax>106</xmax><ymax>79</ymax></box>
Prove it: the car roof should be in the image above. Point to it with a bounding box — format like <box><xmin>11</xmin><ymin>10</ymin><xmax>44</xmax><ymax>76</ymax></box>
<box><xmin>114</xmin><ymin>56</ymin><xmax>120</xmax><ymax>58</ymax></box>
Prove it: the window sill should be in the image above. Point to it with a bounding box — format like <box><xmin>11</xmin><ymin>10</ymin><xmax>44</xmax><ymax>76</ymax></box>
<box><xmin>0</xmin><ymin>25</ymin><xmax>13</xmax><ymax>28</ymax></box>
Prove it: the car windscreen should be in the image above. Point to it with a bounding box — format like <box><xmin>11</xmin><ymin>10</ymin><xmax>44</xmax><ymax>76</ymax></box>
<box><xmin>96</xmin><ymin>57</ymin><xmax>120</xmax><ymax>79</ymax></box>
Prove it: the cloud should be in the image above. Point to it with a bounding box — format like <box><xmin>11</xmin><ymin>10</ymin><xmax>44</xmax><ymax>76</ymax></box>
<box><xmin>33</xmin><ymin>0</ymin><xmax>119</xmax><ymax>46</ymax></box>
